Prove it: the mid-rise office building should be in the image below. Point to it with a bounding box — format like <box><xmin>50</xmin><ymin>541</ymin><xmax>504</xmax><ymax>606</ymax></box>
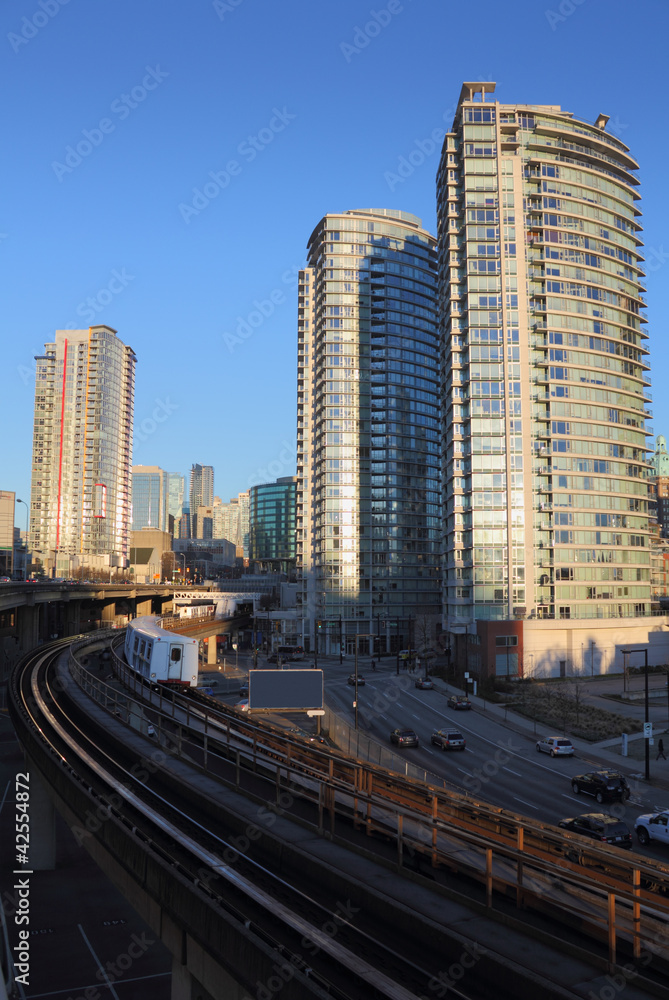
<box><xmin>249</xmin><ymin>476</ymin><xmax>297</xmax><ymax>572</ymax></box>
<box><xmin>167</xmin><ymin>472</ymin><xmax>185</xmax><ymax>523</ymax></box>
<box><xmin>0</xmin><ymin>491</ymin><xmax>15</xmax><ymax>578</ymax></box>
<box><xmin>438</xmin><ymin>83</ymin><xmax>655</xmax><ymax>676</ymax></box>
<box><xmin>131</xmin><ymin>465</ymin><xmax>169</xmax><ymax>532</ymax></box>
<box><xmin>29</xmin><ymin>326</ymin><xmax>135</xmax><ymax>576</ymax></box>
<box><xmin>189</xmin><ymin>464</ymin><xmax>214</xmax><ymax>538</ymax></box>
<box><xmin>297</xmin><ymin>209</ymin><xmax>441</xmax><ymax>655</ymax></box>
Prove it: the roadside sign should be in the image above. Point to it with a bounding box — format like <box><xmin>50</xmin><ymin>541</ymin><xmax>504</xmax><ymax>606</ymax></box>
<box><xmin>644</xmin><ymin>722</ymin><xmax>653</xmax><ymax>739</ymax></box>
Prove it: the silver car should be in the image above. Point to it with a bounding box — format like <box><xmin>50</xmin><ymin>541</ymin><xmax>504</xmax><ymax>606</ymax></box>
<box><xmin>536</xmin><ymin>735</ymin><xmax>574</xmax><ymax>757</ymax></box>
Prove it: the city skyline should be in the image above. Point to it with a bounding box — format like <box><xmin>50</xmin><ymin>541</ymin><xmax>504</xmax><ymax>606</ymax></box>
<box><xmin>1</xmin><ymin>2</ymin><xmax>668</xmax><ymax>521</ymax></box>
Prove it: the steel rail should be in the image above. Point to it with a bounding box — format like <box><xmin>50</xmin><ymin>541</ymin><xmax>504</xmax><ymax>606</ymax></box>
<box><xmin>14</xmin><ymin>642</ymin><xmax>481</xmax><ymax>1000</ymax></box>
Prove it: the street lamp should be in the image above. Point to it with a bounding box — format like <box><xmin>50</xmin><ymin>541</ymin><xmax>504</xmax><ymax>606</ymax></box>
<box><xmin>354</xmin><ymin>633</ymin><xmax>375</xmax><ymax>731</ymax></box>
<box><xmin>623</xmin><ymin>647</ymin><xmax>650</xmax><ymax>781</ymax></box>
<box><xmin>176</xmin><ymin>552</ymin><xmax>186</xmax><ymax>582</ymax></box>
<box><xmin>16</xmin><ymin>499</ymin><xmax>29</xmax><ymax>580</ymax></box>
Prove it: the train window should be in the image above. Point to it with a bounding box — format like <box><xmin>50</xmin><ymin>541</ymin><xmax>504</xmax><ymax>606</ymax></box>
<box><xmin>170</xmin><ymin>647</ymin><xmax>182</xmax><ymax>662</ymax></box>
<box><xmin>146</xmin><ymin>642</ymin><xmax>152</xmax><ymax>659</ymax></box>
<box><xmin>140</xmin><ymin>640</ymin><xmax>146</xmax><ymax>657</ymax></box>
<box><xmin>134</xmin><ymin>636</ymin><xmax>139</xmax><ymax>652</ymax></box>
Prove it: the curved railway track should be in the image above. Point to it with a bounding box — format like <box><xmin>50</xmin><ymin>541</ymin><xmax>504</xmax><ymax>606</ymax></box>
<box><xmin>10</xmin><ymin>638</ymin><xmax>500</xmax><ymax>1000</ymax></box>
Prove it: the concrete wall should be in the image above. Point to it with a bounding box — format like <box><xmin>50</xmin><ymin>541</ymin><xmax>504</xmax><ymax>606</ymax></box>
<box><xmin>523</xmin><ymin>615</ymin><xmax>669</xmax><ymax>677</ymax></box>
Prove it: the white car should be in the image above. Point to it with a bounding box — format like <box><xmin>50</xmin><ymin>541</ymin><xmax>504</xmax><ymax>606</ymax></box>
<box><xmin>635</xmin><ymin>811</ymin><xmax>669</xmax><ymax>847</ymax></box>
<box><xmin>536</xmin><ymin>735</ymin><xmax>574</xmax><ymax>757</ymax></box>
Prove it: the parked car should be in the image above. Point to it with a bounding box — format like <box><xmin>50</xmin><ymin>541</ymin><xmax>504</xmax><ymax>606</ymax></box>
<box><xmin>571</xmin><ymin>770</ymin><xmax>630</xmax><ymax>803</ymax></box>
<box><xmin>635</xmin><ymin>810</ymin><xmax>669</xmax><ymax>847</ymax></box>
<box><xmin>447</xmin><ymin>695</ymin><xmax>472</xmax><ymax>711</ymax></box>
<box><xmin>398</xmin><ymin>649</ymin><xmax>415</xmax><ymax>661</ymax></box>
<box><xmin>415</xmin><ymin>677</ymin><xmax>433</xmax><ymax>690</ymax></box>
<box><xmin>558</xmin><ymin>813</ymin><xmax>633</xmax><ymax>849</ymax></box>
<box><xmin>536</xmin><ymin>735</ymin><xmax>574</xmax><ymax>757</ymax></box>
<box><xmin>347</xmin><ymin>674</ymin><xmax>365</xmax><ymax>686</ymax></box>
<box><xmin>431</xmin><ymin>728</ymin><xmax>466</xmax><ymax>751</ymax></box>
<box><xmin>390</xmin><ymin>728</ymin><xmax>419</xmax><ymax>747</ymax></box>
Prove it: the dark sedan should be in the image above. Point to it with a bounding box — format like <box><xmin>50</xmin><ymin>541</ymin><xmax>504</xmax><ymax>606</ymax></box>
<box><xmin>347</xmin><ymin>674</ymin><xmax>365</xmax><ymax>686</ymax></box>
<box><xmin>447</xmin><ymin>695</ymin><xmax>472</xmax><ymax>710</ymax></box>
<box><xmin>571</xmin><ymin>770</ymin><xmax>630</xmax><ymax>803</ymax></box>
<box><xmin>390</xmin><ymin>728</ymin><xmax>419</xmax><ymax>748</ymax></box>
<box><xmin>558</xmin><ymin>813</ymin><xmax>633</xmax><ymax>849</ymax></box>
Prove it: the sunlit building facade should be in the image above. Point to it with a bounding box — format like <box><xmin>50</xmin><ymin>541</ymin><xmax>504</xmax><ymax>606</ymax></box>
<box><xmin>131</xmin><ymin>465</ymin><xmax>169</xmax><ymax>531</ymax></box>
<box><xmin>438</xmin><ymin>83</ymin><xmax>653</xmax><ymax>675</ymax></box>
<box><xmin>297</xmin><ymin>209</ymin><xmax>441</xmax><ymax>654</ymax></box>
<box><xmin>29</xmin><ymin>326</ymin><xmax>136</xmax><ymax>576</ymax></box>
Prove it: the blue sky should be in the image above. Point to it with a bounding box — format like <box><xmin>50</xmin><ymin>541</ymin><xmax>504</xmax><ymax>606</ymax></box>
<box><xmin>2</xmin><ymin>0</ymin><xmax>668</xmax><ymax>524</ymax></box>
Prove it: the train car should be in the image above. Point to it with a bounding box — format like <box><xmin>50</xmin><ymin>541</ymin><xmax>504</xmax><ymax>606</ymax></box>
<box><xmin>124</xmin><ymin>616</ymin><xmax>198</xmax><ymax>686</ymax></box>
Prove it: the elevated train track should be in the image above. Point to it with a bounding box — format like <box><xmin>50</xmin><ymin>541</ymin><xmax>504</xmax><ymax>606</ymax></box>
<box><xmin>8</xmin><ymin>631</ymin><xmax>669</xmax><ymax>999</ymax></box>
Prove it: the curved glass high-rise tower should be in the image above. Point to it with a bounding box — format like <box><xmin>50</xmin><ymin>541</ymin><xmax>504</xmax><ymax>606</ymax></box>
<box><xmin>438</xmin><ymin>83</ymin><xmax>651</xmax><ymax>642</ymax></box>
<box><xmin>296</xmin><ymin>209</ymin><xmax>441</xmax><ymax>655</ymax></box>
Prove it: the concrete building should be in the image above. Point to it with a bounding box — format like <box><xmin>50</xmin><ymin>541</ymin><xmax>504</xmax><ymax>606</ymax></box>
<box><xmin>129</xmin><ymin>528</ymin><xmax>172</xmax><ymax>584</ymax></box>
<box><xmin>438</xmin><ymin>83</ymin><xmax>657</xmax><ymax>677</ymax></box>
<box><xmin>29</xmin><ymin>326</ymin><xmax>136</xmax><ymax>577</ymax></box>
<box><xmin>189</xmin><ymin>464</ymin><xmax>214</xmax><ymax>536</ymax></box>
<box><xmin>131</xmin><ymin>465</ymin><xmax>169</xmax><ymax>532</ymax></box>
<box><xmin>296</xmin><ymin>209</ymin><xmax>441</xmax><ymax>656</ymax></box>
<box><xmin>0</xmin><ymin>491</ymin><xmax>15</xmax><ymax>578</ymax></box>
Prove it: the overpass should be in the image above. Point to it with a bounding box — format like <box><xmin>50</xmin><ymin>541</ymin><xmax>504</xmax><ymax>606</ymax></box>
<box><xmin>0</xmin><ymin>582</ymin><xmax>244</xmax><ymax>697</ymax></box>
<box><xmin>7</xmin><ymin>633</ymin><xmax>669</xmax><ymax>999</ymax></box>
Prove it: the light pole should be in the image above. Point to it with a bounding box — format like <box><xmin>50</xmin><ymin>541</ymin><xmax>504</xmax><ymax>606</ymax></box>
<box><xmin>16</xmin><ymin>499</ymin><xmax>29</xmax><ymax>580</ymax></box>
<box><xmin>624</xmin><ymin>647</ymin><xmax>650</xmax><ymax>781</ymax></box>
<box><xmin>177</xmin><ymin>552</ymin><xmax>186</xmax><ymax>582</ymax></box>
<box><xmin>354</xmin><ymin>633</ymin><xmax>374</xmax><ymax>731</ymax></box>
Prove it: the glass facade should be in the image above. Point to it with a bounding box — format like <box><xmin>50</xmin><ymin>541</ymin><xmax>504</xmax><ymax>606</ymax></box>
<box><xmin>297</xmin><ymin>209</ymin><xmax>441</xmax><ymax>646</ymax></box>
<box><xmin>29</xmin><ymin>326</ymin><xmax>136</xmax><ymax>573</ymax></box>
<box><xmin>131</xmin><ymin>466</ymin><xmax>168</xmax><ymax>531</ymax></box>
<box><xmin>249</xmin><ymin>477</ymin><xmax>297</xmax><ymax>570</ymax></box>
<box><xmin>438</xmin><ymin>84</ymin><xmax>651</xmax><ymax>624</ymax></box>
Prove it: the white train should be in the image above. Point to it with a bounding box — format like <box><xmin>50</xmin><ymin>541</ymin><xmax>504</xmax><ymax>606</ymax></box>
<box><xmin>124</xmin><ymin>616</ymin><xmax>198</xmax><ymax>687</ymax></box>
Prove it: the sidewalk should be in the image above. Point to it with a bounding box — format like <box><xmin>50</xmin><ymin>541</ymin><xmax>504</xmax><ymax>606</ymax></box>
<box><xmin>430</xmin><ymin>676</ymin><xmax>669</xmax><ymax>793</ymax></box>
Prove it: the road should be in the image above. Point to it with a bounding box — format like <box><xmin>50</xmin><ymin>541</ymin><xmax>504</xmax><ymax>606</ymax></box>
<box><xmin>320</xmin><ymin>659</ymin><xmax>669</xmax><ymax>865</ymax></box>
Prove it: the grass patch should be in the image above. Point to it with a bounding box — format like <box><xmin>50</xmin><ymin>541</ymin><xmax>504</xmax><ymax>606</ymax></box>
<box><xmin>510</xmin><ymin>680</ymin><xmax>643</xmax><ymax>742</ymax></box>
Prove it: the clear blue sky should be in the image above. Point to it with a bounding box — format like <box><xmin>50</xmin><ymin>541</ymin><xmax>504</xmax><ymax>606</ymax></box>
<box><xmin>2</xmin><ymin>0</ymin><xmax>668</xmax><ymax>525</ymax></box>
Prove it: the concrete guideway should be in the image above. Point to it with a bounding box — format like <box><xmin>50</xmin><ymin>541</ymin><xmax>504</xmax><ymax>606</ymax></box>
<box><xmin>17</xmin><ymin>637</ymin><xmax>669</xmax><ymax>997</ymax></box>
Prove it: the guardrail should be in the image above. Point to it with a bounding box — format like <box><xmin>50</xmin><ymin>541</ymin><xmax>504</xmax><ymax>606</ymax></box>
<box><xmin>67</xmin><ymin>631</ymin><xmax>669</xmax><ymax>975</ymax></box>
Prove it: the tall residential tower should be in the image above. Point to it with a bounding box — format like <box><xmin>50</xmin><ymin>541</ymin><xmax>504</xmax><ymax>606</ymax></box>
<box><xmin>438</xmin><ymin>83</ymin><xmax>652</xmax><ymax>675</ymax></box>
<box><xmin>297</xmin><ymin>209</ymin><xmax>441</xmax><ymax>656</ymax></box>
<box><xmin>29</xmin><ymin>326</ymin><xmax>136</xmax><ymax>576</ymax></box>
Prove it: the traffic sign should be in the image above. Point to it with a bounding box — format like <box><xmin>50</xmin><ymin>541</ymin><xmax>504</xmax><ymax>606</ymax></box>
<box><xmin>644</xmin><ymin>722</ymin><xmax>653</xmax><ymax>739</ymax></box>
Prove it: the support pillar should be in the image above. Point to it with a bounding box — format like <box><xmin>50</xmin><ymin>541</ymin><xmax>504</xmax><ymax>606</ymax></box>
<box><xmin>101</xmin><ymin>601</ymin><xmax>116</xmax><ymax>626</ymax></box>
<box><xmin>24</xmin><ymin>766</ymin><xmax>56</xmax><ymax>870</ymax></box>
<box><xmin>64</xmin><ymin>601</ymin><xmax>81</xmax><ymax>637</ymax></box>
<box><xmin>17</xmin><ymin>604</ymin><xmax>39</xmax><ymax>653</ymax></box>
<box><xmin>171</xmin><ymin>952</ymin><xmax>244</xmax><ymax>1000</ymax></box>
<box><xmin>207</xmin><ymin>635</ymin><xmax>218</xmax><ymax>665</ymax></box>
<box><xmin>136</xmin><ymin>598</ymin><xmax>153</xmax><ymax>617</ymax></box>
